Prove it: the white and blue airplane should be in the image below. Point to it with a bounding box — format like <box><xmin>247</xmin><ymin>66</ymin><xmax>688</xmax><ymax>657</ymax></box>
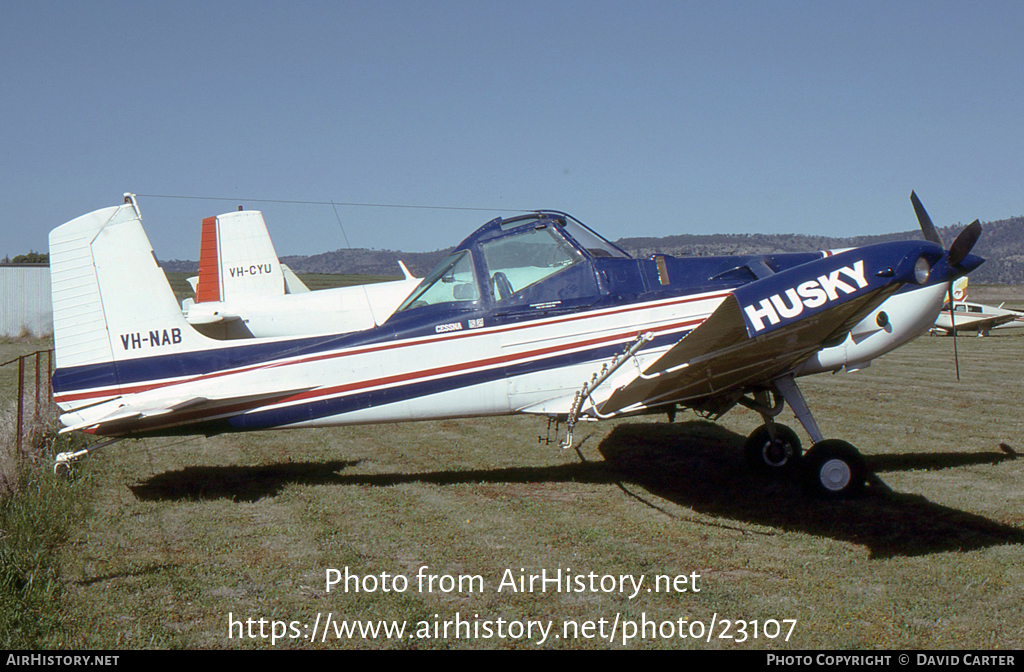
<box><xmin>48</xmin><ymin>193</ymin><xmax>983</xmax><ymax>498</ymax></box>
<box><xmin>931</xmin><ymin>278</ymin><xmax>1024</xmax><ymax>336</ymax></box>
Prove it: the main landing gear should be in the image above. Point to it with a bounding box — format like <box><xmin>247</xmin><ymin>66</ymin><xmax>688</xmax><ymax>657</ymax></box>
<box><xmin>741</xmin><ymin>376</ymin><xmax>868</xmax><ymax>499</ymax></box>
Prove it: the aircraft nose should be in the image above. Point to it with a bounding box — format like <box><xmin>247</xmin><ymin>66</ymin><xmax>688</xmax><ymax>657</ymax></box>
<box><xmin>953</xmin><ymin>251</ymin><xmax>985</xmax><ymax>277</ymax></box>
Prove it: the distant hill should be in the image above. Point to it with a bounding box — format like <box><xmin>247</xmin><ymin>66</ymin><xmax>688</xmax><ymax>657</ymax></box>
<box><xmin>160</xmin><ymin>215</ymin><xmax>1024</xmax><ymax>284</ymax></box>
<box><xmin>616</xmin><ymin>216</ymin><xmax>1024</xmax><ymax>285</ymax></box>
<box><xmin>280</xmin><ymin>249</ymin><xmax>451</xmax><ymax>278</ymax></box>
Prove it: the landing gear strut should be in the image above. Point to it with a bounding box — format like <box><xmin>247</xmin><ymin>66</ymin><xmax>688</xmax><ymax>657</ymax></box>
<box><xmin>744</xmin><ymin>376</ymin><xmax>869</xmax><ymax>498</ymax></box>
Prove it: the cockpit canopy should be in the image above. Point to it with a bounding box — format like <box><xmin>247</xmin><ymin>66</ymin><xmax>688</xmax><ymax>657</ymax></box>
<box><xmin>396</xmin><ymin>212</ymin><xmax>629</xmax><ymax>314</ymax></box>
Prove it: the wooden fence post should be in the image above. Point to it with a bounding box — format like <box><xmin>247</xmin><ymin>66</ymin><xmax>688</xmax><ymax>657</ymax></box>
<box><xmin>16</xmin><ymin>356</ymin><xmax>24</xmax><ymax>459</ymax></box>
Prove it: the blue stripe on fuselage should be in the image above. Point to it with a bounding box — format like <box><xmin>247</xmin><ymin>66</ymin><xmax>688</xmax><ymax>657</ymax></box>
<box><xmin>53</xmin><ymin>291</ymin><xmax>711</xmax><ymax>396</ymax></box>
<box><xmin>222</xmin><ymin>327</ymin><xmax>689</xmax><ymax>431</ymax></box>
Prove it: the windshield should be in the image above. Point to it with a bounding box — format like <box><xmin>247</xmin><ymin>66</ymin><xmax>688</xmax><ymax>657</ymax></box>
<box><xmin>396</xmin><ymin>250</ymin><xmax>479</xmax><ymax>312</ymax></box>
<box><xmin>481</xmin><ymin>225</ymin><xmax>583</xmax><ymax>302</ymax></box>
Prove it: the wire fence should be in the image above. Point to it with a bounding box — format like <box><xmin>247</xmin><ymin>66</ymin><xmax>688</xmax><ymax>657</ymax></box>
<box><xmin>1</xmin><ymin>349</ymin><xmax>56</xmax><ymax>461</ymax></box>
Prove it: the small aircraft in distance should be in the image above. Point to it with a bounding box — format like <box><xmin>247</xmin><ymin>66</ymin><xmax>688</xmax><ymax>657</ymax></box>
<box><xmin>931</xmin><ymin>278</ymin><xmax>1024</xmax><ymax>337</ymax></box>
<box><xmin>49</xmin><ymin>192</ymin><xmax>983</xmax><ymax>498</ymax></box>
<box><xmin>181</xmin><ymin>208</ymin><xmax>420</xmax><ymax>339</ymax></box>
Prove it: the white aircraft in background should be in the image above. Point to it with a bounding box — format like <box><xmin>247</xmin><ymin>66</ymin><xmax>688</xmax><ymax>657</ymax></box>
<box><xmin>49</xmin><ymin>192</ymin><xmax>984</xmax><ymax>498</ymax></box>
<box><xmin>180</xmin><ymin>208</ymin><xmax>420</xmax><ymax>339</ymax></box>
<box><xmin>931</xmin><ymin>277</ymin><xmax>1024</xmax><ymax>336</ymax></box>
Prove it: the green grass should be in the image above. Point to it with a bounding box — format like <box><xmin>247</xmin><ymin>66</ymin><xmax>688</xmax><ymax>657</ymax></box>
<box><xmin>1</xmin><ymin>339</ymin><xmax>89</xmax><ymax>649</ymax></box>
<box><xmin>0</xmin><ymin>432</ymin><xmax>91</xmax><ymax>649</ymax></box>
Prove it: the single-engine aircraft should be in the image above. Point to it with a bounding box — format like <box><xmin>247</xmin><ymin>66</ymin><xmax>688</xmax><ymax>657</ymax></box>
<box><xmin>48</xmin><ymin>193</ymin><xmax>984</xmax><ymax>498</ymax></box>
<box><xmin>930</xmin><ymin>278</ymin><xmax>1024</xmax><ymax>337</ymax></box>
<box><xmin>181</xmin><ymin>208</ymin><xmax>420</xmax><ymax>339</ymax></box>
<box><xmin>933</xmin><ymin>300</ymin><xmax>1023</xmax><ymax>337</ymax></box>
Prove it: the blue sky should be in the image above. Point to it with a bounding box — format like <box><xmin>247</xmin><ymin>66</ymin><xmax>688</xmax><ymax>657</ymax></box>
<box><xmin>2</xmin><ymin>1</ymin><xmax>1022</xmax><ymax>260</ymax></box>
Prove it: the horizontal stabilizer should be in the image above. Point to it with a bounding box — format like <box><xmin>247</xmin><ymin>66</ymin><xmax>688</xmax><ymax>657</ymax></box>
<box><xmin>59</xmin><ymin>387</ymin><xmax>314</xmax><ymax>435</ymax></box>
<box><xmin>281</xmin><ymin>264</ymin><xmax>310</xmax><ymax>293</ymax></box>
<box><xmin>184</xmin><ymin>312</ymin><xmax>242</xmax><ymax>325</ymax></box>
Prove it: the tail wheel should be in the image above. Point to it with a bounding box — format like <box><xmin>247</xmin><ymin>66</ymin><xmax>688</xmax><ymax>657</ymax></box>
<box><xmin>801</xmin><ymin>440</ymin><xmax>867</xmax><ymax>499</ymax></box>
<box><xmin>744</xmin><ymin>424</ymin><xmax>802</xmax><ymax>475</ymax></box>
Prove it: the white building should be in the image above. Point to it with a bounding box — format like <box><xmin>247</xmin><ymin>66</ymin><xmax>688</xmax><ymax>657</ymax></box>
<box><xmin>0</xmin><ymin>264</ymin><xmax>52</xmax><ymax>337</ymax></box>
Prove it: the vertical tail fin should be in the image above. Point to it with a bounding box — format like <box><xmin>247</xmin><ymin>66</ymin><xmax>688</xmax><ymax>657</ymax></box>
<box><xmin>951</xmin><ymin>276</ymin><xmax>968</xmax><ymax>302</ymax></box>
<box><xmin>194</xmin><ymin>210</ymin><xmax>290</xmax><ymax>303</ymax></box>
<box><xmin>49</xmin><ymin>195</ymin><xmax>210</xmax><ymax>407</ymax></box>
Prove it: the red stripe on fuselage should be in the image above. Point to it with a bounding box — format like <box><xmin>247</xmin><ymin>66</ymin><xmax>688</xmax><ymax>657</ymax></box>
<box><xmin>276</xmin><ymin>316</ymin><xmax>708</xmax><ymax>407</ymax></box>
<box><xmin>54</xmin><ymin>291</ymin><xmax>732</xmax><ymax>405</ymax></box>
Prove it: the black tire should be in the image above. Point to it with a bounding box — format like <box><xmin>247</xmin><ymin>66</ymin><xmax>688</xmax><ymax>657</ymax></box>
<box><xmin>801</xmin><ymin>440</ymin><xmax>867</xmax><ymax>499</ymax></box>
<box><xmin>744</xmin><ymin>424</ymin><xmax>802</xmax><ymax>475</ymax></box>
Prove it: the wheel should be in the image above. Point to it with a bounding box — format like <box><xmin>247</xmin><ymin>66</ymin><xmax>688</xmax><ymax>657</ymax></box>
<box><xmin>744</xmin><ymin>424</ymin><xmax>802</xmax><ymax>475</ymax></box>
<box><xmin>801</xmin><ymin>440</ymin><xmax>867</xmax><ymax>499</ymax></box>
<box><xmin>53</xmin><ymin>460</ymin><xmax>73</xmax><ymax>478</ymax></box>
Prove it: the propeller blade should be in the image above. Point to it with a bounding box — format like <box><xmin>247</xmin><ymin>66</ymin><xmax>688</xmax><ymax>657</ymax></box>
<box><xmin>910</xmin><ymin>191</ymin><xmax>943</xmax><ymax>245</ymax></box>
<box><xmin>948</xmin><ymin>282</ymin><xmax>960</xmax><ymax>381</ymax></box>
<box><xmin>948</xmin><ymin>219</ymin><xmax>982</xmax><ymax>268</ymax></box>
<box><xmin>912</xmin><ymin>193</ymin><xmax>980</xmax><ymax>381</ymax></box>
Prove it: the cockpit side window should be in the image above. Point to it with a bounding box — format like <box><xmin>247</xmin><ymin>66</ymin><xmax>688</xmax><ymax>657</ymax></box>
<box><xmin>396</xmin><ymin>250</ymin><xmax>479</xmax><ymax>312</ymax></box>
<box><xmin>481</xmin><ymin>226</ymin><xmax>583</xmax><ymax>302</ymax></box>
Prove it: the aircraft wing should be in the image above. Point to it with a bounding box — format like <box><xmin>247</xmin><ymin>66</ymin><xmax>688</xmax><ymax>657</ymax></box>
<box><xmin>965</xmin><ymin>313</ymin><xmax>1017</xmax><ymax>332</ymax></box>
<box><xmin>599</xmin><ymin>251</ymin><xmax>907</xmax><ymax>416</ymax></box>
<box><xmin>982</xmin><ymin>314</ymin><xmax>1019</xmax><ymax>330</ymax></box>
<box><xmin>935</xmin><ymin>311</ymin><xmax>1018</xmax><ymax>334</ymax></box>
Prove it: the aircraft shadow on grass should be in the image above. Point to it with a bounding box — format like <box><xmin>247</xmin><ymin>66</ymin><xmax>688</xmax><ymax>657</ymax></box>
<box><xmin>129</xmin><ymin>422</ymin><xmax>1024</xmax><ymax>559</ymax></box>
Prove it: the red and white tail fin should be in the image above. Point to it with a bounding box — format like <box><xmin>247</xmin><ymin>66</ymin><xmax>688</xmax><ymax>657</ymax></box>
<box><xmin>194</xmin><ymin>210</ymin><xmax>297</xmax><ymax>303</ymax></box>
<box><xmin>951</xmin><ymin>276</ymin><xmax>968</xmax><ymax>302</ymax></box>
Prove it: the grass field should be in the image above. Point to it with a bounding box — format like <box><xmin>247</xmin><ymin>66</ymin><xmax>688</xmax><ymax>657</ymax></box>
<box><xmin>17</xmin><ymin>326</ymin><xmax>1018</xmax><ymax>650</ymax></box>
